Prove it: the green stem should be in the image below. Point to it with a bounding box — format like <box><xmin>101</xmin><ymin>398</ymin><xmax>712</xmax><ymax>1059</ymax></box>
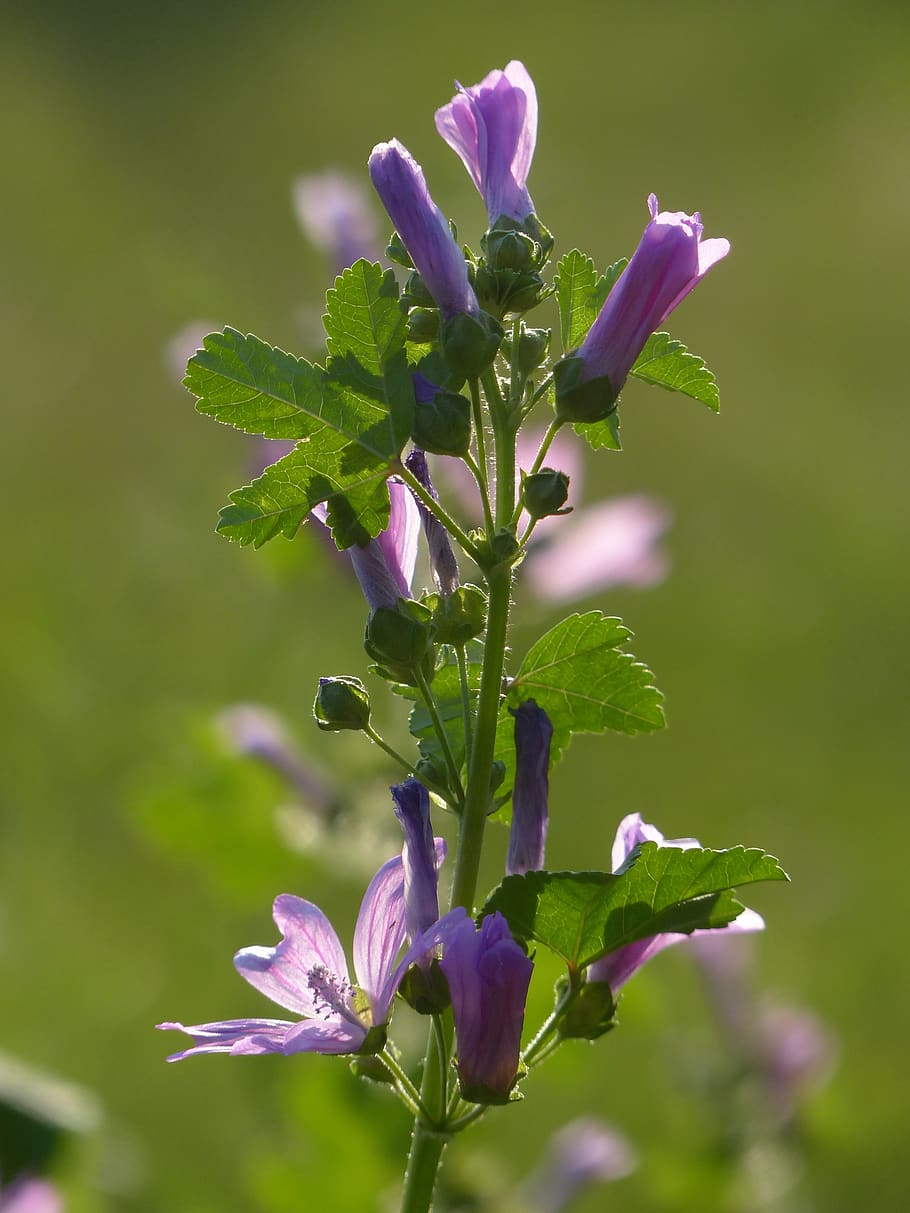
<box><xmin>414</xmin><ymin>665</ymin><xmax>465</xmax><ymax>806</ymax></box>
<box><xmin>455</xmin><ymin>645</ymin><xmax>474</xmax><ymax>766</ymax></box>
<box><xmin>399</xmin><ymin>464</ymin><xmax>482</xmax><ymax>565</ymax></box>
<box><xmin>469</xmin><ymin>378</ymin><xmax>490</xmax><ymax>497</ymax></box>
<box><xmin>364</xmin><ymin>726</ymin><xmax>416</xmax><ymax>777</ymax></box>
<box><xmin>381</xmin><ymin>1049</ymin><xmax>431</xmax><ymax>1119</ymax></box>
<box><xmin>463</xmin><ymin>450</ymin><xmax>494</xmax><ymax>533</ymax></box>
<box><xmin>443</xmin><ymin>1104</ymin><xmax>487</xmax><ymax>1134</ymax></box>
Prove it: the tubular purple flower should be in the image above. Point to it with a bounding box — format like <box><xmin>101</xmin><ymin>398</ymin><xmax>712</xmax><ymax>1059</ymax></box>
<box><xmin>573</xmin><ymin>195</ymin><xmax>730</xmax><ymax>401</ymax></box>
<box><xmin>404</xmin><ymin>446</ymin><xmax>460</xmax><ymax>595</ymax></box>
<box><xmin>506</xmin><ymin>700</ymin><xmax>553</xmax><ymax>875</ymax></box>
<box><xmin>313</xmin><ymin>478</ymin><xmax>420</xmax><ymax>609</ymax></box>
<box><xmin>439</xmin><ymin>911</ymin><xmax>533</xmax><ymax>1103</ymax></box>
<box><xmin>368</xmin><ymin>139</ymin><xmax>478</xmax><ymax>319</ymax></box>
<box><xmin>391</xmin><ymin>777</ymin><xmax>442</xmax><ymax>938</ymax></box>
<box><xmin>435</xmin><ymin>61</ymin><xmax>538</xmax><ymax>225</ymax></box>
<box><xmin>587</xmin><ymin>814</ymin><xmax>763</xmax><ymax>992</ymax></box>
<box><xmin>157</xmin><ymin>843</ymin><xmax>444</xmax><ymax>1061</ymax></box>
<box><xmin>293</xmin><ymin>169</ymin><xmax>378</xmax><ymax>274</ymax></box>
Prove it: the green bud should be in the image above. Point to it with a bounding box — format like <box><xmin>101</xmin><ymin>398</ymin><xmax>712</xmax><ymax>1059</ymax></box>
<box><xmin>558</xmin><ymin>980</ymin><xmax>617</xmax><ymax>1041</ymax></box>
<box><xmin>441</xmin><ymin>310</ymin><xmax>503</xmax><ymax>380</ymax></box>
<box><xmin>407</xmin><ymin>306</ymin><xmax>439</xmax><ymax>344</ymax></box>
<box><xmin>431</xmin><ymin>584</ymin><xmax>488</xmax><ymax>645</ymax></box>
<box><xmin>385</xmin><ymin>231</ymin><xmax>413</xmax><ymax>268</ymax></box>
<box><xmin>398</xmin><ymin>959</ymin><xmax>451</xmax><ymax>1015</ymax></box>
<box><xmin>554</xmin><ymin>355</ymin><xmax>618</xmax><ymax>424</ymax></box>
<box><xmin>402</xmin><ymin>270</ymin><xmax>435</xmax><ymax>310</ymax></box>
<box><xmin>415</xmin><ymin>753</ymin><xmax>448</xmax><ymax>791</ymax></box>
<box><xmin>520</xmin><ymin>468</ymin><xmax>571</xmax><ymax>520</ymax></box>
<box><xmin>411</xmin><ymin>389</ymin><xmax>471</xmax><ymax>457</ymax></box>
<box><xmin>488</xmin><ymin>760</ymin><xmax>506</xmax><ymax>795</ymax></box>
<box><xmin>500</xmin><ymin>271</ymin><xmax>546</xmax><ymax>314</ymax></box>
<box><xmin>517</xmin><ymin>326</ymin><xmax>551</xmax><ymax>375</ymax></box>
<box><xmin>472</xmin><ymin>265</ymin><xmax>500</xmax><ymax>311</ymax></box>
<box><xmin>313</xmin><ymin>675</ymin><xmax>371</xmax><ymax>732</ymax></box>
<box><xmin>489</xmin><ymin>528</ymin><xmax>520</xmax><ymax>562</ymax></box>
<box><xmin>364</xmin><ymin>605</ymin><xmax>431</xmax><ymax>670</ymax></box>
<box><xmin>485</xmin><ymin>228</ymin><xmax>538</xmax><ymax>273</ymax></box>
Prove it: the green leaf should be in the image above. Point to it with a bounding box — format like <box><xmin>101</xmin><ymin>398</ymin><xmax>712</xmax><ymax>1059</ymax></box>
<box><xmin>574</xmin><ymin>410</ymin><xmax>621</xmax><ymax>452</ymax></box>
<box><xmin>482</xmin><ymin>843</ymin><xmax>787</xmax><ymax>970</ymax></box>
<box><xmin>554</xmin><ymin>253</ymin><xmax>626</xmax><ymax>352</ymax></box>
<box><xmin>508</xmin><ymin>611</ymin><xmax>665</xmax><ymax>736</ymax></box>
<box><xmin>197</xmin><ymin>262</ymin><xmax>415</xmax><ymax>549</ymax></box>
<box><xmin>630</xmin><ymin>331</ymin><xmax>719</xmax><ymax>412</ymax></box>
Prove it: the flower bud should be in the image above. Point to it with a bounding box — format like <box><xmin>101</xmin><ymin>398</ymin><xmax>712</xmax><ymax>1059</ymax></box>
<box><xmin>410</xmin><ymin>390</ymin><xmax>471</xmax><ymax>457</ymax></box>
<box><xmin>364</xmin><ymin>604</ymin><xmax>431</xmax><ymax>670</ymax></box>
<box><xmin>415</xmin><ymin>753</ymin><xmax>448</xmax><ymax>790</ymax></box>
<box><xmin>313</xmin><ymin>676</ymin><xmax>371</xmax><ymax>732</ymax></box>
<box><xmin>485</xmin><ymin>228</ymin><xmax>538</xmax><ymax>273</ymax></box>
<box><xmin>558</xmin><ymin>978</ymin><xmax>617</xmax><ymax>1041</ymax></box>
<box><xmin>520</xmin><ymin>468</ymin><xmax>571</xmax><ymax>519</ymax></box>
<box><xmin>430</xmin><ymin>584</ymin><xmax>488</xmax><ymax>645</ymax></box>
<box><xmin>441</xmin><ymin>310</ymin><xmax>503</xmax><ymax>380</ymax></box>
<box><xmin>517</xmin><ymin>325</ymin><xmax>551</xmax><ymax>374</ymax></box>
<box><xmin>406</xmin><ymin>306</ymin><xmax>439</xmax><ymax>344</ymax></box>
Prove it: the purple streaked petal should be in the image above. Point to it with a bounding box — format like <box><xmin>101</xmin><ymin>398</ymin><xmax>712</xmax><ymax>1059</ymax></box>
<box><xmin>391</xmin><ymin>778</ymin><xmax>444</xmax><ymax>939</ymax></box>
<box><xmin>156</xmin><ymin>1018</ymin><xmax>293</xmax><ymax>1061</ymax></box>
<box><xmin>525</xmin><ymin>496</ymin><xmax>671</xmax><ymax>604</ymax></box>
<box><xmin>351</xmin><ymin>852</ymin><xmax>407</xmax><ymax>1015</ymax></box>
<box><xmin>281</xmin><ymin>1018</ymin><xmax>367</xmax><ymax>1055</ymax></box>
<box><xmin>377</xmin><ymin>478</ymin><xmax>420</xmax><ymax>598</ymax></box>
<box><xmin>403</xmin><ymin>448</ymin><xmax>460</xmax><ymax>595</ymax></box>
<box><xmin>233</xmin><ymin>894</ymin><xmax>349</xmax><ymax>1017</ymax></box>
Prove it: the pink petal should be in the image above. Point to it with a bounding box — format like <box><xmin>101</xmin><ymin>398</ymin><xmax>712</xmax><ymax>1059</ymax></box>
<box><xmin>352</xmin><ymin>853</ymin><xmax>407</xmax><ymax>1014</ymax></box>
<box><xmin>156</xmin><ymin>1018</ymin><xmax>293</xmax><ymax>1061</ymax></box>
<box><xmin>234</xmin><ymin>894</ymin><xmax>349</xmax><ymax>1017</ymax></box>
<box><xmin>697</xmin><ymin>237</ymin><xmax>731</xmax><ymax>277</ymax></box>
<box><xmin>282</xmin><ymin>1018</ymin><xmax>366</xmax><ymax>1055</ymax></box>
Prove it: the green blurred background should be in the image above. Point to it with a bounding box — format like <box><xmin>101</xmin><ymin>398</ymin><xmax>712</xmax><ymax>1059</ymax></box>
<box><xmin>2</xmin><ymin>0</ymin><xmax>907</xmax><ymax>1209</ymax></box>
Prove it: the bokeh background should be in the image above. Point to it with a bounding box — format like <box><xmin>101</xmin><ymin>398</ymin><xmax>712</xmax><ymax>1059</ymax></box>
<box><xmin>2</xmin><ymin>1</ymin><xmax>908</xmax><ymax>1209</ymax></box>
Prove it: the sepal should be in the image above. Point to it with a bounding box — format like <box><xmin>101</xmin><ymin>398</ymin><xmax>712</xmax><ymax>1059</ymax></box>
<box><xmin>441</xmin><ymin>310</ymin><xmax>503</xmax><ymax>379</ymax></box>
<box><xmin>398</xmin><ymin>959</ymin><xmax>451</xmax><ymax>1015</ymax></box>
<box><xmin>554</xmin><ymin>355</ymin><xmax>618</xmax><ymax>424</ymax></box>
<box><xmin>426</xmin><ymin>584</ymin><xmax>488</xmax><ymax>645</ymax></box>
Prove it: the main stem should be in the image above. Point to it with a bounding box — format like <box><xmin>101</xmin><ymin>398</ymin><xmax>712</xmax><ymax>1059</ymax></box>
<box><xmin>401</xmin><ymin>373</ymin><xmax>516</xmax><ymax>1213</ymax></box>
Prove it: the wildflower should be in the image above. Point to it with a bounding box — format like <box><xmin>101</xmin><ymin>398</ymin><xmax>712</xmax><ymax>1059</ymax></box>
<box><xmin>312</xmin><ymin>477</ymin><xmax>420</xmax><ymax>610</ymax></box>
<box><xmin>158</xmin><ymin>842</ymin><xmax>444</xmax><ymax>1061</ymax></box>
<box><xmin>292</xmin><ymin>169</ymin><xmax>378</xmax><ymax>274</ymax></box>
<box><xmin>506</xmin><ymin>701</ymin><xmax>553</xmax><ymax>875</ymax></box>
<box><xmin>391</xmin><ymin>778</ymin><xmax>441</xmax><ymax>938</ymax></box>
<box><xmin>368</xmin><ymin>140</ymin><xmax>478</xmax><ymax>320</ymax></box>
<box><xmin>440</xmin><ymin>911</ymin><xmax>533</xmax><ymax>1103</ymax></box>
<box><xmin>557</xmin><ymin>195</ymin><xmax>729</xmax><ymax>419</ymax></box>
<box><xmin>435</xmin><ymin>61</ymin><xmax>538</xmax><ymax>225</ymax></box>
<box><xmin>587</xmin><ymin>813</ymin><xmax>763</xmax><ymax>992</ymax></box>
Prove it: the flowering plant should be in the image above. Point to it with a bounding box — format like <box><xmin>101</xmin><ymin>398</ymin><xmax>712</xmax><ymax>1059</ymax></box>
<box><xmin>160</xmin><ymin>60</ymin><xmax>786</xmax><ymax>1212</ymax></box>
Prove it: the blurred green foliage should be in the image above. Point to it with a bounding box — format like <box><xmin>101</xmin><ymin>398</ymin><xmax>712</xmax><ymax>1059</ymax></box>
<box><xmin>1</xmin><ymin>0</ymin><xmax>908</xmax><ymax>1209</ymax></box>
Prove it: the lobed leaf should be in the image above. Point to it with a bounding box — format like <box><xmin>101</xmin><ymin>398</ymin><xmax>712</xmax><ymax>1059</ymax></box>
<box><xmin>482</xmin><ymin>843</ymin><xmax>787</xmax><ymax>970</ymax></box>
<box><xmin>630</xmin><ymin>331</ymin><xmax>719</xmax><ymax>411</ymax></box>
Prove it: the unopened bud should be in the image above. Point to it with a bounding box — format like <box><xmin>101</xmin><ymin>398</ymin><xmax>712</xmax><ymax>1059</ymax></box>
<box><xmin>485</xmin><ymin>228</ymin><xmax>538</xmax><ymax>273</ymax></box>
<box><xmin>364</xmin><ymin>605</ymin><xmax>431</xmax><ymax>670</ymax></box>
<box><xmin>431</xmin><ymin>584</ymin><xmax>487</xmax><ymax>645</ymax></box>
<box><xmin>407</xmin><ymin>307</ymin><xmax>439</xmax><ymax>344</ymax></box>
<box><xmin>313</xmin><ymin>676</ymin><xmax>371</xmax><ymax>732</ymax></box>
<box><xmin>517</xmin><ymin>326</ymin><xmax>551</xmax><ymax>374</ymax></box>
<box><xmin>411</xmin><ymin>390</ymin><xmax>471</xmax><ymax>457</ymax></box>
<box><xmin>521</xmin><ymin>468</ymin><xmax>571</xmax><ymax>519</ymax></box>
<box><xmin>441</xmin><ymin>310</ymin><xmax>503</xmax><ymax>379</ymax></box>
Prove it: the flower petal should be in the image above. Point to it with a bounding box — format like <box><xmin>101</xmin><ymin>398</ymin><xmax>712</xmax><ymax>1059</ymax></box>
<box><xmin>352</xmin><ymin>853</ymin><xmax>407</xmax><ymax>1013</ymax></box>
<box><xmin>156</xmin><ymin>1018</ymin><xmax>293</xmax><ymax>1061</ymax></box>
<box><xmin>234</xmin><ymin>894</ymin><xmax>349</xmax><ymax>1017</ymax></box>
<box><xmin>282</xmin><ymin>1018</ymin><xmax>366</xmax><ymax>1055</ymax></box>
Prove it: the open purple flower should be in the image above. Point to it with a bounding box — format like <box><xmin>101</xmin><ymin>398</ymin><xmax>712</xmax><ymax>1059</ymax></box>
<box><xmin>440</xmin><ymin>911</ymin><xmax>533</xmax><ymax>1104</ymax></box>
<box><xmin>158</xmin><ymin>842</ymin><xmax>444</xmax><ymax>1061</ymax></box>
<box><xmin>368</xmin><ymin>139</ymin><xmax>478</xmax><ymax>319</ymax></box>
<box><xmin>506</xmin><ymin>700</ymin><xmax>553</xmax><ymax>875</ymax></box>
<box><xmin>564</xmin><ymin>195</ymin><xmax>729</xmax><ymax>410</ymax></box>
<box><xmin>587</xmin><ymin>814</ymin><xmax>763</xmax><ymax>992</ymax></box>
<box><xmin>312</xmin><ymin>477</ymin><xmax>420</xmax><ymax>610</ymax></box>
<box><xmin>435</xmin><ymin>60</ymin><xmax>538</xmax><ymax>225</ymax></box>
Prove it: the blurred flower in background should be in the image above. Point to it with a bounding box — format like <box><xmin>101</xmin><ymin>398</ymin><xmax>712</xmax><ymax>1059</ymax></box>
<box><xmin>518</xmin><ymin>1117</ymin><xmax>637</xmax><ymax>1212</ymax></box>
<box><xmin>292</xmin><ymin>169</ymin><xmax>380</xmax><ymax>275</ymax></box>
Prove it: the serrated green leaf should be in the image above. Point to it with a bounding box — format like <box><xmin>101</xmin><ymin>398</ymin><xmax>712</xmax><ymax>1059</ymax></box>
<box><xmin>482</xmin><ymin>843</ymin><xmax>787</xmax><ymax>970</ymax></box>
<box><xmin>630</xmin><ymin>330</ymin><xmax>719</xmax><ymax>412</ymax></box>
<box><xmin>574</xmin><ymin>410</ymin><xmax>621</xmax><ymax>452</ymax></box>
<box><xmin>554</xmin><ymin>253</ymin><xmax>627</xmax><ymax>352</ymax></box>
<box><xmin>196</xmin><ymin>263</ymin><xmax>415</xmax><ymax>549</ymax></box>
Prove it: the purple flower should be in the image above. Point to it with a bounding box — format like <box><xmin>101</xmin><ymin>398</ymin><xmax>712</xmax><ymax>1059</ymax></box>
<box><xmin>312</xmin><ymin>477</ymin><xmax>420</xmax><ymax>609</ymax></box>
<box><xmin>368</xmin><ymin>140</ymin><xmax>478</xmax><ymax>319</ymax></box>
<box><xmin>435</xmin><ymin>61</ymin><xmax>538</xmax><ymax>225</ymax></box>
<box><xmin>587</xmin><ymin>813</ymin><xmax>763</xmax><ymax>992</ymax></box>
<box><xmin>506</xmin><ymin>701</ymin><xmax>553</xmax><ymax>875</ymax></box>
<box><xmin>404</xmin><ymin>447</ymin><xmax>460</xmax><ymax>596</ymax></box>
<box><xmin>0</xmin><ymin>1180</ymin><xmax>62</xmax><ymax>1213</ymax></box>
<box><xmin>292</xmin><ymin>169</ymin><xmax>379</xmax><ymax>275</ymax></box>
<box><xmin>440</xmin><ymin>911</ymin><xmax>533</xmax><ymax>1103</ymax></box>
<box><xmin>215</xmin><ymin>703</ymin><xmax>336</xmax><ymax>815</ymax></box>
<box><xmin>521</xmin><ymin>1119</ymin><xmax>637</xmax><ymax>1212</ymax></box>
<box><xmin>391</xmin><ymin>778</ymin><xmax>441</xmax><ymax>938</ymax></box>
<box><xmin>574</xmin><ymin>194</ymin><xmax>730</xmax><ymax>399</ymax></box>
<box><xmin>158</xmin><ymin>843</ymin><xmax>444</xmax><ymax>1061</ymax></box>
